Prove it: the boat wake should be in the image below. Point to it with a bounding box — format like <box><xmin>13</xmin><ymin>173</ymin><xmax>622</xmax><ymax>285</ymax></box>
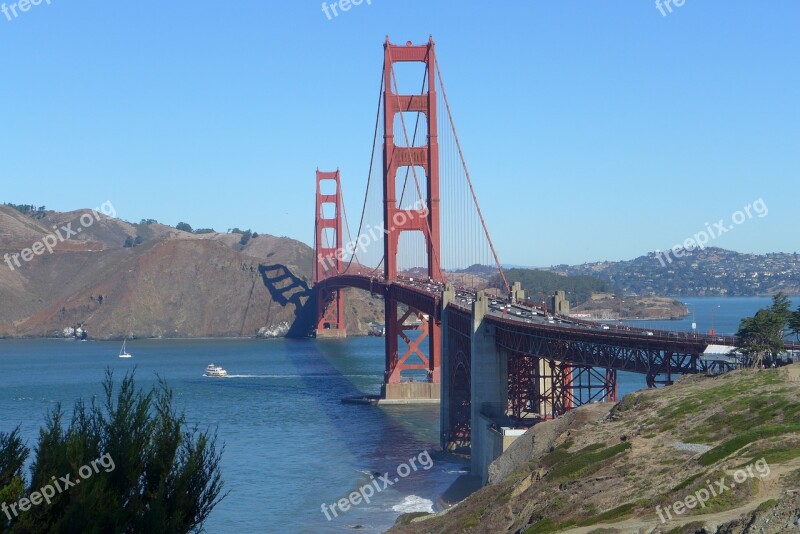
<box><xmin>212</xmin><ymin>374</ymin><xmax>382</xmax><ymax>379</ymax></box>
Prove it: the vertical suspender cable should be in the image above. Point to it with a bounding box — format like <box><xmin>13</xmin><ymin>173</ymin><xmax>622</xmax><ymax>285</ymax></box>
<box><xmin>434</xmin><ymin>57</ymin><xmax>509</xmax><ymax>294</ymax></box>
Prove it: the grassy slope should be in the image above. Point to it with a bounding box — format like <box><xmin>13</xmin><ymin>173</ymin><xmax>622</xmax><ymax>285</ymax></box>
<box><xmin>391</xmin><ymin>364</ymin><xmax>800</xmax><ymax>533</ymax></box>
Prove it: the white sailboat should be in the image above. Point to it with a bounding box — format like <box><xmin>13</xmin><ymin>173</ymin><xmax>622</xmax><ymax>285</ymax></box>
<box><xmin>118</xmin><ymin>339</ymin><xmax>132</xmax><ymax>359</ymax></box>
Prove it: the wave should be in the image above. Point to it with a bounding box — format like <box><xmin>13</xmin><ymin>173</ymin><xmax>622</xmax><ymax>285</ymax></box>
<box><xmin>391</xmin><ymin>495</ymin><xmax>434</xmax><ymax>514</ymax></box>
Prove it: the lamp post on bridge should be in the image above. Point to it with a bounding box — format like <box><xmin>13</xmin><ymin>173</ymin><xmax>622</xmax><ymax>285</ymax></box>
<box><xmin>709</xmin><ymin>304</ymin><xmax>721</xmax><ymax>337</ymax></box>
<box><xmin>685</xmin><ymin>302</ymin><xmax>697</xmax><ymax>339</ymax></box>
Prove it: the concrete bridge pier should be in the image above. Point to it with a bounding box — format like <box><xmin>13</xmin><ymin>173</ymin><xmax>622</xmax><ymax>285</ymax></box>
<box><xmin>469</xmin><ymin>291</ymin><xmax>509</xmax><ymax>484</ymax></box>
<box><xmin>440</xmin><ymin>284</ymin><xmax>468</xmax><ymax>450</ymax></box>
<box><xmin>441</xmin><ymin>286</ymin><xmax>520</xmax><ymax>481</ymax></box>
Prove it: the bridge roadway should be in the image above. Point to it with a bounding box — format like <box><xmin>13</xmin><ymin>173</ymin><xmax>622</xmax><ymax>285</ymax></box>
<box><xmin>316</xmin><ymin>273</ymin><xmax>799</xmax><ymax>378</ymax></box>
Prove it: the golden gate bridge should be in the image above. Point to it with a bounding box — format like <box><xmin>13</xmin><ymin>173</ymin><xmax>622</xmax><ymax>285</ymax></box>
<box><xmin>310</xmin><ymin>36</ymin><xmax>799</xmax><ymax>480</ymax></box>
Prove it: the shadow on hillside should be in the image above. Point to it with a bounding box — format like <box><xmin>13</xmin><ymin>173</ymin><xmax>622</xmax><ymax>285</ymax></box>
<box><xmin>258</xmin><ymin>264</ymin><xmax>316</xmax><ymax>338</ymax></box>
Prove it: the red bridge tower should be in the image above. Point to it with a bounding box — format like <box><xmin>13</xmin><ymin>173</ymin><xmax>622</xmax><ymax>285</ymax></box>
<box><xmin>313</xmin><ymin>169</ymin><xmax>346</xmax><ymax>338</ymax></box>
<box><xmin>382</xmin><ymin>37</ymin><xmax>442</xmax><ymax>400</ymax></box>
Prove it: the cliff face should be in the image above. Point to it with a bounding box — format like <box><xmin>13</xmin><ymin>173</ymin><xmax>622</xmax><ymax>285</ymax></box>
<box><xmin>0</xmin><ymin>206</ymin><xmax>382</xmax><ymax>339</ymax></box>
<box><xmin>391</xmin><ymin>364</ymin><xmax>800</xmax><ymax>533</ymax></box>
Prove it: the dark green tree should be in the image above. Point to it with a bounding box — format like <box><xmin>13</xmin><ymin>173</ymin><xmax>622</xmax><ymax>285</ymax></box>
<box><xmin>1</xmin><ymin>371</ymin><xmax>225</xmax><ymax>533</ymax></box>
<box><xmin>123</xmin><ymin>236</ymin><xmax>134</xmax><ymax>248</ymax></box>
<box><xmin>735</xmin><ymin>293</ymin><xmax>792</xmax><ymax>367</ymax></box>
<box><xmin>769</xmin><ymin>292</ymin><xmax>793</xmax><ymax>326</ymax></box>
<box><xmin>0</xmin><ymin>428</ymin><xmax>28</xmax><ymax>530</ymax></box>
<box><xmin>790</xmin><ymin>305</ymin><xmax>800</xmax><ymax>341</ymax></box>
<box><xmin>133</xmin><ymin>235</ymin><xmax>144</xmax><ymax>246</ymax></box>
<box><xmin>176</xmin><ymin>222</ymin><xmax>193</xmax><ymax>233</ymax></box>
<box><xmin>495</xmin><ymin>268</ymin><xmax>613</xmax><ymax>306</ymax></box>
<box><xmin>239</xmin><ymin>230</ymin><xmax>252</xmax><ymax>247</ymax></box>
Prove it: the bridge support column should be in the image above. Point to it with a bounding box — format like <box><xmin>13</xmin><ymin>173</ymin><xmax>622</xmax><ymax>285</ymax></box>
<box><xmin>441</xmin><ymin>284</ymin><xmax>472</xmax><ymax>452</ymax></box>
<box><xmin>606</xmin><ymin>368</ymin><xmax>618</xmax><ymax>402</ymax></box>
<box><xmin>441</xmin><ymin>284</ymin><xmax>454</xmax><ymax>449</ymax></box>
<box><xmin>380</xmin><ymin>297</ymin><xmax>440</xmax><ymax>403</ymax></box>
<box><xmin>469</xmin><ymin>291</ymin><xmax>507</xmax><ymax>485</ymax></box>
<box><xmin>647</xmin><ymin>351</ymin><xmax>674</xmax><ymax>387</ymax></box>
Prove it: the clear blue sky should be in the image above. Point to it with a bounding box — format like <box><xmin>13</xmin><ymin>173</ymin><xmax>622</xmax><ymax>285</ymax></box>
<box><xmin>1</xmin><ymin>1</ymin><xmax>797</xmax><ymax>266</ymax></box>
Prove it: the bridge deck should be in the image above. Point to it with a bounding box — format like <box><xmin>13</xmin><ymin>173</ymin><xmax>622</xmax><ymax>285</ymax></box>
<box><xmin>317</xmin><ymin>274</ymin><xmax>799</xmax><ymax>376</ymax></box>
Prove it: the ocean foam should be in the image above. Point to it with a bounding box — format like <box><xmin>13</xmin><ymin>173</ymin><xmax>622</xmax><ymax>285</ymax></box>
<box><xmin>391</xmin><ymin>495</ymin><xmax>434</xmax><ymax>514</ymax></box>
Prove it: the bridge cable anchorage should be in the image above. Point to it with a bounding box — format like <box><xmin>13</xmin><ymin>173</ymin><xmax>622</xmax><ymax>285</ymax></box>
<box><xmin>386</xmin><ymin>45</ymin><xmax>446</xmax><ymax>283</ymax></box>
<box><xmin>434</xmin><ymin>57</ymin><xmax>510</xmax><ymax>294</ymax></box>
<box><xmin>346</xmin><ymin>58</ymin><xmax>387</xmax><ymax>274</ymax></box>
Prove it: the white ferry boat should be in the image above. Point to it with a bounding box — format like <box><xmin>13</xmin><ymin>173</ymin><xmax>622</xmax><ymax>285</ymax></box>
<box><xmin>204</xmin><ymin>363</ymin><xmax>228</xmax><ymax>377</ymax></box>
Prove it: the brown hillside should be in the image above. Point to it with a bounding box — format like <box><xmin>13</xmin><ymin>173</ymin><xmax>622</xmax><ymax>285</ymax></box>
<box><xmin>0</xmin><ymin>206</ymin><xmax>383</xmax><ymax>339</ymax></box>
<box><xmin>0</xmin><ymin>205</ymin><xmax>51</xmax><ymax>245</ymax></box>
<box><xmin>16</xmin><ymin>239</ymin><xmax>310</xmax><ymax>338</ymax></box>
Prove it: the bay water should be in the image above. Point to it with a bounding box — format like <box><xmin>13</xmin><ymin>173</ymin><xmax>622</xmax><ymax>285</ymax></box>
<box><xmin>0</xmin><ymin>297</ymin><xmax>795</xmax><ymax>532</ymax></box>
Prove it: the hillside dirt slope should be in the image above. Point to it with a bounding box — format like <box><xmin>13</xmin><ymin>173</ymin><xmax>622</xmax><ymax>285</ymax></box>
<box><xmin>390</xmin><ymin>364</ymin><xmax>800</xmax><ymax>534</ymax></box>
<box><xmin>0</xmin><ymin>207</ymin><xmax>383</xmax><ymax>338</ymax></box>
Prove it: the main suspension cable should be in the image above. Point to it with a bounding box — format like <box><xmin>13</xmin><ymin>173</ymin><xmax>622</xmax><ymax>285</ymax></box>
<box><xmin>345</xmin><ymin>60</ymin><xmax>386</xmax><ymax>273</ymax></box>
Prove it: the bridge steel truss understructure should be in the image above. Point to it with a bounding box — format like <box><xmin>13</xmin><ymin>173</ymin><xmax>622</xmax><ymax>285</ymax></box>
<box><xmin>441</xmin><ymin>302</ymin><xmax>712</xmax><ymax>453</ymax></box>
